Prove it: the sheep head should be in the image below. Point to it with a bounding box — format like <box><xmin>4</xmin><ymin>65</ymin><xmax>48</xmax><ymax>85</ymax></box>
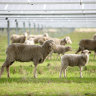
<box><xmin>65</xmin><ymin>36</ymin><xmax>72</xmax><ymax>44</ymax></box>
<box><xmin>42</xmin><ymin>40</ymin><xmax>56</xmax><ymax>51</ymax></box>
<box><xmin>65</xmin><ymin>46</ymin><xmax>72</xmax><ymax>51</ymax></box>
<box><xmin>60</xmin><ymin>37</ymin><xmax>72</xmax><ymax>45</ymax></box>
<box><xmin>81</xmin><ymin>50</ymin><xmax>91</xmax><ymax>55</ymax></box>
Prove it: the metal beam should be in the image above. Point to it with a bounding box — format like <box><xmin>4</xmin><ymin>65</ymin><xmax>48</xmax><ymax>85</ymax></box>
<box><xmin>0</xmin><ymin>9</ymin><xmax>96</xmax><ymax>11</ymax></box>
<box><xmin>0</xmin><ymin>1</ymin><xmax>96</xmax><ymax>4</ymax></box>
<box><xmin>1</xmin><ymin>16</ymin><xmax>96</xmax><ymax>19</ymax></box>
<box><xmin>0</xmin><ymin>13</ymin><xmax>96</xmax><ymax>15</ymax></box>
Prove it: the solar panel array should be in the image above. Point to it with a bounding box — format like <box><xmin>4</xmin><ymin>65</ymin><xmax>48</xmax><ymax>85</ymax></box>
<box><xmin>0</xmin><ymin>0</ymin><xmax>96</xmax><ymax>28</ymax></box>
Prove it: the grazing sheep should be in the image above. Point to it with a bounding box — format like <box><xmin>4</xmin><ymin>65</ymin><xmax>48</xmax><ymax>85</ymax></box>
<box><xmin>11</xmin><ymin>32</ymin><xmax>28</xmax><ymax>43</ymax></box>
<box><xmin>24</xmin><ymin>38</ymin><xmax>34</xmax><ymax>45</ymax></box>
<box><xmin>50</xmin><ymin>45</ymin><xmax>72</xmax><ymax>59</ymax></box>
<box><xmin>75</xmin><ymin>39</ymin><xmax>96</xmax><ymax>59</ymax></box>
<box><xmin>60</xmin><ymin>50</ymin><xmax>91</xmax><ymax>78</ymax></box>
<box><xmin>0</xmin><ymin>40</ymin><xmax>56</xmax><ymax>78</ymax></box>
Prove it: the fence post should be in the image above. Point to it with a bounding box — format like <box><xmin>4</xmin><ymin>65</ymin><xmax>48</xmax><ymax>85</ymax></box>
<box><xmin>15</xmin><ymin>19</ymin><xmax>18</xmax><ymax>34</ymax></box>
<box><xmin>6</xmin><ymin>18</ymin><xmax>10</xmax><ymax>46</ymax></box>
<box><xmin>23</xmin><ymin>21</ymin><xmax>26</xmax><ymax>33</ymax></box>
<box><xmin>29</xmin><ymin>21</ymin><xmax>31</xmax><ymax>35</ymax></box>
<box><xmin>33</xmin><ymin>23</ymin><xmax>36</xmax><ymax>34</ymax></box>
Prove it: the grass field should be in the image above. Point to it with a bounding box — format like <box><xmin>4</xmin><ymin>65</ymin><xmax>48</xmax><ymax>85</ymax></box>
<box><xmin>0</xmin><ymin>32</ymin><xmax>96</xmax><ymax>96</ymax></box>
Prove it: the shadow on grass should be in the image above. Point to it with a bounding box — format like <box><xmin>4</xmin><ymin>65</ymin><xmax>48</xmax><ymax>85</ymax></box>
<box><xmin>0</xmin><ymin>77</ymin><xmax>96</xmax><ymax>84</ymax></box>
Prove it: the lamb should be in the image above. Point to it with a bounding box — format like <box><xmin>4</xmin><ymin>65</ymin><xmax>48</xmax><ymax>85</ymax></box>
<box><xmin>50</xmin><ymin>45</ymin><xmax>72</xmax><ymax>59</ymax></box>
<box><xmin>0</xmin><ymin>40</ymin><xmax>56</xmax><ymax>78</ymax></box>
<box><xmin>75</xmin><ymin>39</ymin><xmax>96</xmax><ymax>59</ymax></box>
<box><xmin>11</xmin><ymin>32</ymin><xmax>28</xmax><ymax>43</ymax></box>
<box><xmin>59</xmin><ymin>50</ymin><xmax>91</xmax><ymax>78</ymax></box>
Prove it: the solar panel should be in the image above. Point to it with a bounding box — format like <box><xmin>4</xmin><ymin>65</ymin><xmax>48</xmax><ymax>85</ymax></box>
<box><xmin>0</xmin><ymin>0</ymin><xmax>96</xmax><ymax>28</ymax></box>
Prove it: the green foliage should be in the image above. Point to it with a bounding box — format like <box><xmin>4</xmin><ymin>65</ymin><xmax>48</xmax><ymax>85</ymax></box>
<box><xmin>0</xmin><ymin>32</ymin><xmax>96</xmax><ymax>96</ymax></box>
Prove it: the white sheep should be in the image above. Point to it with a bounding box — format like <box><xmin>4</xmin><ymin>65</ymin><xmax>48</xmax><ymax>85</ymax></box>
<box><xmin>59</xmin><ymin>50</ymin><xmax>91</xmax><ymax>78</ymax></box>
<box><xmin>11</xmin><ymin>32</ymin><xmax>28</xmax><ymax>43</ymax></box>
<box><xmin>0</xmin><ymin>40</ymin><xmax>56</xmax><ymax>78</ymax></box>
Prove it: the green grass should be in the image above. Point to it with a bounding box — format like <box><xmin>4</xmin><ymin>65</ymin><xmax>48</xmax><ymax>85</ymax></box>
<box><xmin>0</xmin><ymin>32</ymin><xmax>96</xmax><ymax>96</ymax></box>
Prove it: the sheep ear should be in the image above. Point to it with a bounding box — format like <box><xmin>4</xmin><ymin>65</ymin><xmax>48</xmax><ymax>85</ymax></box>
<box><xmin>81</xmin><ymin>51</ymin><xmax>84</xmax><ymax>54</ymax></box>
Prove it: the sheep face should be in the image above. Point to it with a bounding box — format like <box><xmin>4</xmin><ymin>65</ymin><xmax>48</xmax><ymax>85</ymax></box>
<box><xmin>81</xmin><ymin>50</ymin><xmax>91</xmax><ymax>55</ymax></box>
<box><xmin>66</xmin><ymin>46</ymin><xmax>72</xmax><ymax>51</ymax></box>
<box><xmin>65</xmin><ymin>37</ymin><xmax>72</xmax><ymax>44</ymax></box>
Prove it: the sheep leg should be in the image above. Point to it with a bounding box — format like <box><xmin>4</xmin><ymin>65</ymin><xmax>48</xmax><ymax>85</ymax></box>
<box><xmin>80</xmin><ymin>66</ymin><xmax>83</xmax><ymax>78</ymax></box>
<box><xmin>0</xmin><ymin>62</ymin><xmax>6</xmax><ymax>78</ymax></box>
<box><xmin>59</xmin><ymin>67</ymin><xmax>63</xmax><ymax>78</ymax></box>
<box><xmin>75</xmin><ymin>47</ymin><xmax>81</xmax><ymax>54</ymax></box>
<box><xmin>63</xmin><ymin>68</ymin><xmax>67</xmax><ymax>78</ymax></box>
<box><xmin>33</xmin><ymin>64</ymin><xmax>37</xmax><ymax>78</ymax></box>
<box><xmin>6</xmin><ymin>66</ymin><xmax>10</xmax><ymax>78</ymax></box>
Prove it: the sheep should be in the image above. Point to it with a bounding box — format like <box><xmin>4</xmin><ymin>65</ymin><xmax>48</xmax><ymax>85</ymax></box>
<box><xmin>50</xmin><ymin>45</ymin><xmax>72</xmax><ymax>59</ymax></box>
<box><xmin>11</xmin><ymin>32</ymin><xmax>28</xmax><ymax>43</ymax></box>
<box><xmin>24</xmin><ymin>38</ymin><xmax>34</xmax><ymax>45</ymax></box>
<box><xmin>75</xmin><ymin>39</ymin><xmax>96</xmax><ymax>59</ymax></box>
<box><xmin>0</xmin><ymin>40</ymin><xmax>56</xmax><ymax>78</ymax></box>
<box><xmin>59</xmin><ymin>50</ymin><xmax>91</xmax><ymax>78</ymax></box>
<box><xmin>49</xmin><ymin>36</ymin><xmax>72</xmax><ymax>45</ymax></box>
<box><xmin>38</xmin><ymin>36</ymin><xmax>72</xmax><ymax>46</ymax></box>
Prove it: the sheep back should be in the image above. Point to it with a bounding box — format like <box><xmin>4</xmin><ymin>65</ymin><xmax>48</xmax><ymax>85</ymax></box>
<box><xmin>61</xmin><ymin>54</ymin><xmax>88</xmax><ymax>67</ymax></box>
<box><xmin>6</xmin><ymin>44</ymin><xmax>43</xmax><ymax>63</ymax></box>
<box><xmin>79</xmin><ymin>39</ymin><xmax>96</xmax><ymax>50</ymax></box>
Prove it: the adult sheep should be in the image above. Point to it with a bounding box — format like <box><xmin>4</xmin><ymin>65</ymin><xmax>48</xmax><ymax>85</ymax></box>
<box><xmin>0</xmin><ymin>40</ymin><xmax>56</xmax><ymax>78</ymax></box>
<box><xmin>75</xmin><ymin>39</ymin><xmax>96</xmax><ymax>59</ymax></box>
<box><xmin>60</xmin><ymin>50</ymin><xmax>91</xmax><ymax>78</ymax></box>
